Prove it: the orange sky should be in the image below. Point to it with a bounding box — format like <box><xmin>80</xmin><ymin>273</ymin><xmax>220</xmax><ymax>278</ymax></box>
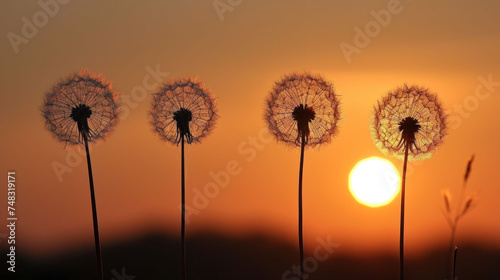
<box><xmin>1</xmin><ymin>0</ymin><xmax>500</xmax><ymax>259</ymax></box>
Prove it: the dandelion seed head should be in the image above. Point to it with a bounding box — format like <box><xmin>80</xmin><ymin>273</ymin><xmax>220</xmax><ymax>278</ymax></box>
<box><xmin>371</xmin><ymin>84</ymin><xmax>448</xmax><ymax>161</ymax></box>
<box><xmin>41</xmin><ymin>70</ymin><xmax>120</xmax><ymax>145</ymax></box>
<box><xmin>265</xmin><ymin>72</ymin><xmax>341</xmax><ymax>148</ymax></box>
<box><xmin>150</xmin><ymin>77</ymin><xmax>218</xmax><ymax>145</ymax></box>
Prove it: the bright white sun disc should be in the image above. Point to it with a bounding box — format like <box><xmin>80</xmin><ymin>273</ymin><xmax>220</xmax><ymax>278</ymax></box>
<box><xmin>349</xmin><ymin>157</ymin><xmax>400</xmax><ymax>207</ymax></box>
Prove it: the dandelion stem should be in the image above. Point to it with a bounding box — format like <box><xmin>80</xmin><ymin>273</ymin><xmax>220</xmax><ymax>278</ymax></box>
<box><xmin>298</xmin><ymin>133</ymin><xmax>306</xmax><ymax>280</ymax></box>
<box><xmin>399</xmin><ymin>142</ymin><xmax>409</xmax><ymax>280</ymax></box>
<box><xmin>83</xmin><ymin>133</ymin><xmax>103</xmax><ymax>280</ymax></box>
<box><xmin>181</xmin><ymin>134</ymin><xmax>186</xmax><ymax>280</ymax></box>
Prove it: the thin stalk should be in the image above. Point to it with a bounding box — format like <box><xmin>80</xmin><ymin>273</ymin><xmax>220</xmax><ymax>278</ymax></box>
<box><xmin>446</xmin><ymin>177</ymin><xmax>466</xmax><ymax>279</ymax></box>
<box><xmin>446</xmin><ymin>226</ymin><xmax>457</xmax><ymax>280</ymax></box>
<box><xmin>83</xmin><ymin>133</ymin><xmax>103</xmax><ymax>280</ymax></box>
<box><xmin>399</xmin><ymin>142</ymin><xmax>410</xmax><ymax>280</ymax></box>
<box><xmin>181</xmin><ymin>135</ymin><xmax>186</xmax><ymax>280</ymax></box>
<box><xmin>452</xmin><ymin>246</ymin><xmax>458</xmax><ymax>280</ymax></box>
<box><xmin>298</xmin><ymin>133</ymin><xmax>306</xmax><ymax>280</ymax></box>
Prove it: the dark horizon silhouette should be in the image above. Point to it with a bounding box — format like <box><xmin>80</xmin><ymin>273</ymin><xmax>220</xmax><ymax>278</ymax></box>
<box><xmin>2</xmin><ymin>230</ymin><xmax>498</xmax><ymax>280</ymax></box>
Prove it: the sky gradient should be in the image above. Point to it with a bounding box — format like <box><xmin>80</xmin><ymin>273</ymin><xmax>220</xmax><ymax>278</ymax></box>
<box><xmin>1</xmin><ymin>0</ymin><xmax>500</xmax><ymax>267</ymax></box>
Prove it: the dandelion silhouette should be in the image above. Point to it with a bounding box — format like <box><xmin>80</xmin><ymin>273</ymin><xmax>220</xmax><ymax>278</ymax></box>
<box><xmin>150</xmin><ymin>77</ymin><xmax>218</xmax><ymax>280</ymax></box>
<box><xmin>41</xmin><ymin>70</ymin><xmax>120</xmax><ymax>280</ymax></box>
<box><xmin>265</xmin><ymin>73</ymin><xmax>341</xmax><ymax>279</ymax></box>
<box><xmin>442</xmin><ymin>155</ymin><xmax>477</xmax><ymax>280</ymax></box>
<box><xmin>371</xmin><ymin>84</ymin><xmax>447</xmax><ymax>280</ymax></box>
<box><xmin>266</xmin><ymin>73</ymin><xmax>341</xmax><ymax>148</ymax></box>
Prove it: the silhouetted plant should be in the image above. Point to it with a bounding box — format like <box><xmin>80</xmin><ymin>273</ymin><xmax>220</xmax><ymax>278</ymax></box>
<box><xmin>265</xmin><ymin>72</ymin><xmax>341</xmax><ymax>279</ymax></box>
<box><xmin>150</xmin><ymin>77</ymin><xmax>218</xmax><ymax>280</ymax></box>
<box><xmin>371</xmin><ymin>84</ymin><xmax>447</xmax><ymax>280</ymax></box>
<box><xmin>442</xmin><ymin>155</ymin><xmax>476</xmax><ymax>280</ymax></box>
<box><xmin>41</xmin><ymin>70</ymin><xmax>120</xmax><ymax>280</ymax></box>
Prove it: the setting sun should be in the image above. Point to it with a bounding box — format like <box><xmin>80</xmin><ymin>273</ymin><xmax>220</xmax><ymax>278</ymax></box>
<box><xmin>349</xmin><ymin>157</ymin><xmax>400</xmax><ymax>207</ymax></box>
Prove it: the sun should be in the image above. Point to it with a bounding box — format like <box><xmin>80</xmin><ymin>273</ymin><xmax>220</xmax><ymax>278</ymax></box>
<box><xmin>349</xmin><ymin>157</ymin><xmax>400</xmax><ymax>207</ymax></box>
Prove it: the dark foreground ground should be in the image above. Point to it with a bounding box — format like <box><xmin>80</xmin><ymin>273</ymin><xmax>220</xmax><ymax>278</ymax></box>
<box><xmin>1</xmin><ymin>232</ymin><xmax>499</xmax><ymax>280</ymax></box>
